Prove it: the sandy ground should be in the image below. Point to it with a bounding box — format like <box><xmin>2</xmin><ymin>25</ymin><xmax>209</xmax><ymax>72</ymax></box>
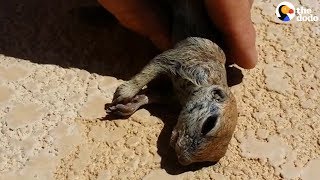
<box><xmin>0</xmin><ymin>0</ymin><xmax>319</xmax><ymax>179</ymax></box>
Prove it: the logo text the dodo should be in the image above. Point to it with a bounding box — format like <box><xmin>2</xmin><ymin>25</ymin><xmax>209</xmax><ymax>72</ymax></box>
<box><xmin>276</xmin><ymin>2</ymin><xmax>319</xmax><ymax>22</ymax></box>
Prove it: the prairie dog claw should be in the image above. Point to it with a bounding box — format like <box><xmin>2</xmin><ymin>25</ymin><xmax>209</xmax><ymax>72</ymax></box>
<box><xmin>107</xmin><ymin>95</ymin><xmax>149</xmax><ymax>117</ymax></box>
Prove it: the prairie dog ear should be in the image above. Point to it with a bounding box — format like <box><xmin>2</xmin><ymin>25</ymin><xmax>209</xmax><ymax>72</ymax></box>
<box><xmin>211</xmin><ymin>87</ymin><xmax>227</xmax><ymax>103</ymax></box>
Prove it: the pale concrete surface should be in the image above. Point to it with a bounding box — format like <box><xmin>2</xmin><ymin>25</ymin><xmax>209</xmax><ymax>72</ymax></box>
<box><xmin>0</xmin><ymin>0</ymin><xmax>319</xmax><ymax>179</ymax></box>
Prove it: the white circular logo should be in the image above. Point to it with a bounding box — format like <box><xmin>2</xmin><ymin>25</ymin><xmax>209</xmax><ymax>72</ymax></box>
<box><xmin>276</xmin><ymin>2</ymin><xmax>296</xmax><ymax>22</ymax></box>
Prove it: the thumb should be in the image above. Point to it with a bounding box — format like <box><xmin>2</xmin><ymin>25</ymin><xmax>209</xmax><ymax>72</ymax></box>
<box><xmin>205</xmin><ymin>0</ymin><xmax>257</xmax><ymax>69</ymax></box>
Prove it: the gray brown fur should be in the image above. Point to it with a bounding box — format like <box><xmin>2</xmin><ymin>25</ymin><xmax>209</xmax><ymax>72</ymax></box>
<box><xmin>108</xmin><ymin>0</ymin><xmax>238</xmax><ymax>165</ymax></box>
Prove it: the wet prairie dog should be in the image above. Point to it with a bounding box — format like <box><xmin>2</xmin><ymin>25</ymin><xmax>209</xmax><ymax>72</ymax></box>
<box><xmin>107</xmin><ymin>0</ymin><xmax>238</xmax><ymax>165</ymax></box>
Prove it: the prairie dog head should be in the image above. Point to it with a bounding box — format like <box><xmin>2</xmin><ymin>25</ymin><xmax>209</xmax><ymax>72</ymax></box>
<box><xmin>170</xmin><ymin>86</ymin><xmax>237</xmax><ymax>165</ymax></box>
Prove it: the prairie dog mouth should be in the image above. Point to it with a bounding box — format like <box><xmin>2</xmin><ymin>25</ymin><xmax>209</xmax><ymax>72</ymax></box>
<box><xmin>177</xmin><ymin>153</ymin><xmax>192</xmax><ymax>165</ymax></box>
<box><xmin>171</xmin><ymin>133</ymin><xmax>195</xmax><ymax>165</ymax></box>
<box><xmin>174</xmin><ymin>141</ymin><xmax>193</xmax><ymax>165</ymax></box>
<box><xmin>170</xmin><ymin>129</ymin><xmax>196</xmax><ymax>165</ymax></box>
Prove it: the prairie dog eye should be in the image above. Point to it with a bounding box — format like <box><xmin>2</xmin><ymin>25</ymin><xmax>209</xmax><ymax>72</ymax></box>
<box><xmin>201</xmin><ymin>115</ymin><xmax>218</xmax><ymax>135</ymax></box>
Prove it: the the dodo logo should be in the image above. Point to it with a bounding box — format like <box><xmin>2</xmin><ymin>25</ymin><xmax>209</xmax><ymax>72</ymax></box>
<box><xmin>276</xmin><ymin>2</ymin><xmax>295</xmax><ymax>22</ymax></box>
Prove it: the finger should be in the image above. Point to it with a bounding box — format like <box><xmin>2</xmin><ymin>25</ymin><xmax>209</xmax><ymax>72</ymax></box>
<box><xmin>98</xmin><ymin>0</ymin><xmax>172</xmax><ymax>50</ymax></box>
<box><xmin>248</xmin><ymin>0</ymin><xmax>254</xmax><ymax>7</ymax></box>
<box><xmin>205</xmin><ymin>0</ymin><xmax>258</xmax><ymax>69</ymax></box>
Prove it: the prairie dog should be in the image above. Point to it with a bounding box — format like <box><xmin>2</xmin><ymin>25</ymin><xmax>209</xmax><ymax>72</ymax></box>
<box><xmin>107</xmin><ymin>0</ymin><xmax>238</xmax><ymax>165</ymax></box>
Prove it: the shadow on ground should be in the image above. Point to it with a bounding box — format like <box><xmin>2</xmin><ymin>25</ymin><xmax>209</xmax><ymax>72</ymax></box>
<box><xmin>151</xmin><ymin>105</ymin><xmax>218</xmax><ymax>175</ymax></box>
<box><xmin>0</xmin><ymin>0</ymin><xmax>159</xmax><ymax>80</ymax></box>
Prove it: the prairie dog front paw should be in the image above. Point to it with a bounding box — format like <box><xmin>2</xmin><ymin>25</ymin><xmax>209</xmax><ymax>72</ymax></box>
<box><xmin>107</xmin><ymin>95</ymin><xmax>149</xmax><ymax>117</ymax></box>
<box><xmin>112</xmin><ymin>81</ymin><xmax>140</xmax><ymax>104</ymax></box>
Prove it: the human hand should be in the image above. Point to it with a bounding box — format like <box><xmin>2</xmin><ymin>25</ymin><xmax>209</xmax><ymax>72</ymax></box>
<box><xmin>98</xmin><ymin>0</ymin><xmax>257</xmax><ymax>69</ymax></box>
